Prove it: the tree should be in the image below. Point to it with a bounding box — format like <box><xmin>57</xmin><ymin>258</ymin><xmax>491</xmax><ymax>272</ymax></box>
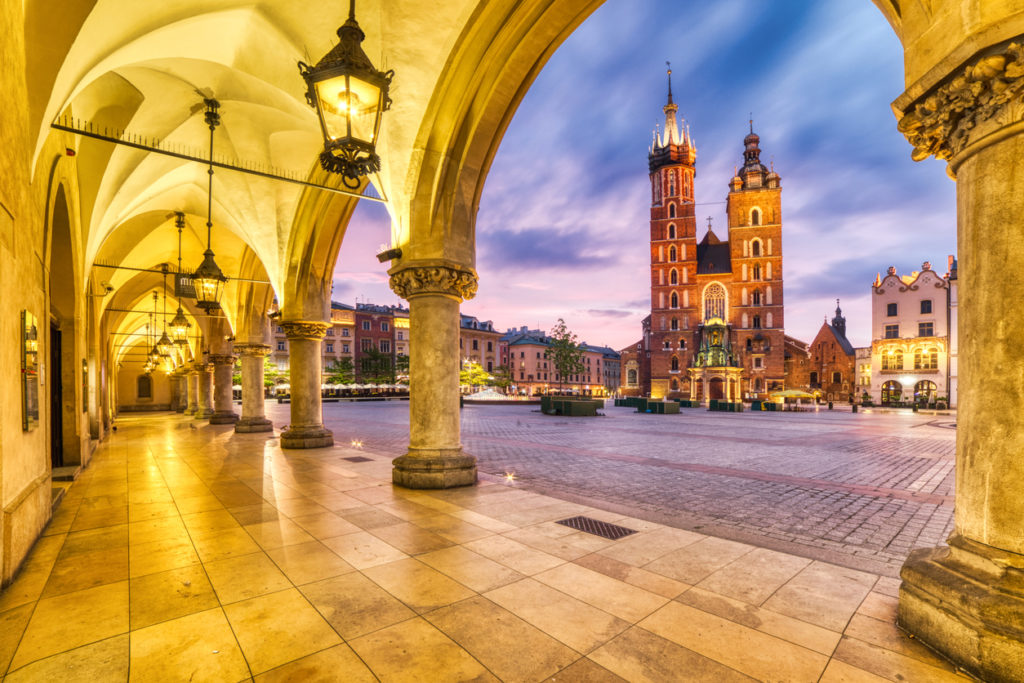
<box><xmin>489</xmin><ymin>364</ymin><xmax>512</xmax><ymax>390</ymax></box>
<box><xmin>359</xmin><ymin>348</ymin><xmax>395</xmax><ymax>384</ymax></box>
<box><xmin>264</xmin><ymin>357</ymin><xmax>288</xmax><ymax>388</ymax></box>
<box><xmin>395</xmin><ymin>354</ymin><xmax>410</xmax><ymax>383</ymax></box>
<box><xmin>325</xmin><ymin>357</ymin><xmax>355</xmax><ymax>384</ymax></box>
<box><xmin>460</xmin><ymin>360</ymin><xmax>491</xmax><ymax>388</ymax></box>
<box><xmin>545</xmin><ymin>318</ymin><xmax>585</xmax><ymax>394</ymax></box>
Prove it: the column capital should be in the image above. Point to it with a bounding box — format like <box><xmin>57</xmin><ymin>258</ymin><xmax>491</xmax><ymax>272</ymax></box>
<box><xmin>280</xmin><ymin>320</ymin><xmax>331</xmax><ymax>340</ymax></box>
<box><xmin>896</xmin><ymin>40</ymin><xmax>1024</xmax><ymax>168</ymax></box>
<box><xmin>388</xmin><ymin>260</ymin><xmax>478</xmax><ymax>302</ymax></box>
<box><xmin>188</xmin><ymin>363</ymin><xmax>210</xmax><ymax>374</ymax></box>
<box><xmin>208</xmin><ymin>354</ymin><xmax>237</xmax><ymax>366</ymax></box>
<box><xmin>234</xmin><ymin>343</ymin><xmax>271</xmax><ymax>358</ymax></box>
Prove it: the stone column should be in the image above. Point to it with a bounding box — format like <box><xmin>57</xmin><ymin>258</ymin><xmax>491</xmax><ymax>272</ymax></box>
<box><xmin>209</xmin><ymin>354</ymin><xmax>239</xmax><ymax>424</ymax></box>
<box><xmin>184</xmin><ymin>368</ymin><xmax>199</xmax><ymax>415</ymax></box>
<box><xmin>235</xmin><ymin>344</ymin><xmax>273</xmax><ymax>433</ymax></box>
<box><xmin>895</xmin><ymin>42</ymin><xmax>1024</xmax><ymax>683</ymax></box>
<box><xmin>170</xmin><ymin>371</ymin><xmax>187</xmax><ymax>413</ymax></box>
<box><xmin>195</xmin><ymin>363</ymin><xmax>214</xmax><ymax>419</ymax></box>
<box><xmin>388</xmin><ymin>262</ymin><xmax>478</xmax><ymax>488</ymax></box>
<box><xmin>280</xmin><ymin>322</ymin><xmax>333</xmax><ymax>448</ymax></box>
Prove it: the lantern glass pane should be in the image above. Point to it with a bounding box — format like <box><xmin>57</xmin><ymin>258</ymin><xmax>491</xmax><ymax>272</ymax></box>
<box><xmin>315</xmin><ymin>75</ymin><xmax>380</xmax><ymax>143</ymax></box>
<box><xmin>348</xmin><ymin>78</ymin><xmax>381</xmax><ymax>142</ymax></box>
<box><xmin>315</xmin><ymin>74</ymin><xmax>352</xmax><ymax>141</ymax></box>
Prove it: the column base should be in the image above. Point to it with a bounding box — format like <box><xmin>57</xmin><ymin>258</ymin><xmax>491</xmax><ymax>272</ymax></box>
<box><xmin>898</xmin><ymin>534</ymin><xmax>1024</xmax><ymax>683</ymax></box>
<box><xmin>392</xmin><ymin>449</ymin><xmax>477</xmax><ymax>489</ymax></box>
<box><xmin>210</xmin><ymin>411</ymin><xmax>239</xmax><ymax>424</ymax></box>
<box><xmin>235</xmin><ymin>417</ymin><xmax>273</xmax><ymax>433</ymax></box>
<box><xmin>280</xmin><ymin>426</ymin><xmax>334</xmax><ymax>449</ymax></box>
<box><xmin>195</xmin><ymin>408</ymin><xmax>214</xmax><ymax>419</ymax></box>
<box><xmin>183</xmin><ymin>407</ymin><xmax>197</xmax><ymax>416</ymax></box>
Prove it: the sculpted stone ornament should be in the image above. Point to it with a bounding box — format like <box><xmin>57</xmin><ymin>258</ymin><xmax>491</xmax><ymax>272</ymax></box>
<box><xmin>208</xmin><ymin>354</ymin><xmax>237</xmax><ymax>366</ymax></box>
<box><xmin>389</xmin><ymin>263</ymin><xmax>478</xmax><ymax>301</ymax></box>
<box><xmin>234</xmin><ymin>343</ymin><xmax>271</xmax><ymax>357</ymax></box>
<box><xmin>280</xmin><ymin>321</ymin><xmax>331</xmax><ymax>340</ymax></box>
<box><xmin>897</xmin><ymin>42</ymin><xmax>1024</xmax><ymax>164</ymax></box>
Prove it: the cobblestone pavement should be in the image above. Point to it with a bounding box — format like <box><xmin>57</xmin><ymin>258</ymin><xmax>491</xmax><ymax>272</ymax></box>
<box><xmin>268</xmin><ymin>401</ymin><xmax>955</xmax><ymax>577</ymax></box>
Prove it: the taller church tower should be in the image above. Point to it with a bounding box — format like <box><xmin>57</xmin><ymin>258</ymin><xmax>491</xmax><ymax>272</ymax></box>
<box><xmin>647</xmin><ymin>67</ymin><xmax>699</xmax><ymax>398</ymax></box>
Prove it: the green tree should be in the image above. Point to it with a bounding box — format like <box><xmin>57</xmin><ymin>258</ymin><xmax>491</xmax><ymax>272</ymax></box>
<box><xmin>359</xmin><ymin>348</ymin><xmax>395</xmax><ymax>384</ymax></box>
<box><xmin>395</xmin><ymin>354</ymin><xmax>410</xmax><ymax>382</ymax></box>
<box><xmin>264</xmin><ymin>357</ymin><xmax>288</xmax><ymax>388</ymax></box>
<box><xmin>460</xmin><ymin>360</ymin><xmax>491</xmax><ymax>388</ymax></box>
<box><xmin>545</xmin><ymin>318</ymin><xmax>585</xmax><ymax>394</ymax></box>
<box><xmin>325</xmin><ymin>356</ymin><xmax>355</xmax><ymax>384</ymax></box>
<box><xmin>232</xmin><ymin>359</ymin><xmax>242</xmax><ymax>386</ymax></box>
<box><xmin>489</xmin><ymin>364</ymin><xmax>512</xmax><ymax>389</ymax></box>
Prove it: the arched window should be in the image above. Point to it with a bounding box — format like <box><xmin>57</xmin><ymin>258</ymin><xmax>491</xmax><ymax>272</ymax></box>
<box><xmin>810</xmin><ymin>371</ymin><xmax>819</xmax><ymax>386</ymax></box>
<box><xmin>669</xmin><ymin>246</ymin><xmax>677</xmax><ymax>262</ymax></box>
<box><xmin>668</xmin><ymin>172</ymin><xmax>676</xmax><ymax>196</ymax></box>
<box><xmin>832</xmin><ymin>371</ymin><xmax>842</xmax><ymax>384</ymax></box>
<box><xmin>670</xmin><ymin>269</ymin><xmax>678</xmax><ymax>285</ymax></box>
<box><xmin>745</xmin><ymin>338</ymin><xmax>752</xmax><ymax>350</ymax></box>
<box><xmin>703</xmin><ymin>283</ymin><xmax>726</xmax><ymax>321</ymax></box>
<box><xmin>752</xmin><ymin>290</ymin><xmax>762</xmax><ymax>306</ymax></box>
<box><xmin>753</xmin><ymin>264</ymin><xmax>761</xmax><ymax>280</ymax></box>
<box><xmin>751</xmin><ymin>240</ymin><xmax>761</xmax><ymax>256</ymax></box>
<box><xmin>627</xmin><ymin>368</ymin><xmax>638</xmax><ymax>386</ymax></box>
<box><xmin>882</xmin><ymin>380</ymin><xmax>902</xmax><ymax>405</ymax></box>
<box><xmin>669</xmin><ymin>203</ymin><xmax>676</xmax><ymax>218</ymax></box>
<box><xmin>671</xmin><ymin>356</ymin><xmax>680</xmax><ymax>371</ymax></box>
<box><xmin>751</xmin><ymin>208</ymin><xmax>761</xmax><ymax>225</ymax></box>
<box><xmin>137</xmin><ymin>374</ymin><xmax>152</xmax><ymax>399</ymax></box>
<box><xmin>752</xmin><ymin>315</ymin><xmax>761</xmax><ymax>329</ymax></box>
<box><xmin>670</xmin><ymin>378</ymin><xmax>679</xmax><ymax>390</ymax></box>
<box><xmin>670</xmin><ymin>318</ymin><xmax>679</xmax><ymax>331</ymax></box>
<box><xmin>670</xmin><ymin>292</ymin><xmax>679</xmax><ymax>309</ymax></box>
<box><xmin>667</xmin><ymin>224</ymin><xmax>676</xmax><ymax>239</ymax></box>
<box><xmin>679</xmin><ymin>339</ymin><xmax>686</xmax><ymax>350</ymax></box>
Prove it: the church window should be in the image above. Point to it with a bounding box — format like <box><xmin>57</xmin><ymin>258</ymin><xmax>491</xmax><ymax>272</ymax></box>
<box><xmin>658</xmin><ymin>245</ymin><xmax>664</xmax><ymax>262</ymax></box>
<box><xmin>627</xmin><ymin>368</ymin><xmax>638</xmax><ymax>386</ymax></box>
<box><xmin>754</xmin><ymin>357</ymin><xmax>763</xmax><ymax>368</ymax></box>
<box><xmin>751</xmin><ymin>208</ymin><xmax>761</xmax><ymax>225</ymax></box>
<box><xmin>832</xmin><ymin>372</ymin><xmax>842</xmax><ymax>384</ymax></box>
<box><xmin>753</xmin><ymin>264</ymin><xmax>761</xmax><ymax>280</ymax></box>
<box><xmin>752</xmin><ymin>290</ymin><xmax>762</xmax><ymax>306</ymax></box>
<box><xmin>668</xmin><ymin>203</ymin><xmax>676</xmax><ymax>218</ymax></box>
<box><xmin>683</xmin><ymin>290</ymin><xmax>689</xmax><ymax>307</ymax></box>
<box><xmin>683</xmin><ymin>174</ymin><xmax>690</xmax><ymax>197</ymax></box>
<box><xmin>659</xmin><ymin>270</ymin><xmax>664</xmax><ymax>285</ymax></box>
<box><xmin>670</xmin><ymin>318</ymin><xmax>679</xmax><ymax>331</ymax></box>
<box><xmin>668</xmin><ymin>224</ymin><xmax>676</xmax><ymax>239</ymax></box>
<box><xmin>670</xmin><ymin>269</ymin><xmax>678</xmax><ymax>285</ymax></box>
<box><xmin>703</xmin><ymin>283</ymin><xmax>726</xmax><ymax>321</ymax></box>
<box><xmin>679</xmin><ymin>339</ymin><xmax>686</xmax><ymax>350</ymax></box>
<box><xmin>751</xmin><ymin>240</ymin><xmax>761</xmax><ymax>256</ymax></box>
<box><xmin>682</xmin><ymin>267</ymin><xmax>688</xmax><ymax>283</ymax></box>
<box><xmin>668</xmin><ymin>172</ymin><xmax>676</xmax><ymax>196</ymax></box>
<box><xmin>671</xmin><ymin>356</ymin><xmax>680</xmax><ymax>371</ymax></box>
<box><xmin>752</xmin><ymin>315</ymin><xmax>761</xmax><ymax>329</ymax></box>
<box><xmin>669</xmin><ymin>246</ymin><xmax>677</xmax><ymax>262</ymax></box>
<box><xmin>670</xmin><ymin>292</ymin><xmax>679</xmax><ymax>309</ymax></box>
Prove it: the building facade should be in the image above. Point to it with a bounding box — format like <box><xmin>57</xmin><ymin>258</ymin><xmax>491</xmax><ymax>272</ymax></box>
<box><xmin>869</xmin><ymin>259</ymin><xmax>958</xmax><ymax>407</ymax></box>
<box><xmin>460</xmin><ymin>315</ymin><xmax>501</xmax><ymax>372</ymax></box>
<box><xmin>624</xmin><ymin>73</ymin><xmax>786</xmax><ymax>400</ymax></box>
<box><xmin>808</xmin><ymin>301</ymin><xmax>856</xmax><ymax>402</ymax></box>
<box><xmin>503</xmin><ymin>328</ymin><xmax>619</xmax><ymax>396</ymax></box>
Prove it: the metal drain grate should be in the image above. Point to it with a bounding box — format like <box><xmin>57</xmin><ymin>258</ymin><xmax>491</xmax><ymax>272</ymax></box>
<box><xmin>556</xmin><ymin>516</ymin><xmax>637</xmax><ymax>540</ymax></box>
<box><xmin>342</xmin><ymin>456</ymin><xmax>372</xmax><ymax>462</ymax></box>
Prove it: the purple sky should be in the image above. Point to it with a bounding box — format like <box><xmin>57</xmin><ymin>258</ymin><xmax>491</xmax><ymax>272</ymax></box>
<box><xmin>333</xmin><ymin>0</ymin><xmax>957</xmax><ymax>351</ymax></box>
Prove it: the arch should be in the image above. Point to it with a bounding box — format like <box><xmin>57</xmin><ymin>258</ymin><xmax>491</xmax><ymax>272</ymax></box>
<box><xmin>882</xmin><ymin>380</ymin><xmax>903</xmax><ymax>405</ymax></box>
<box><xmin>742</xmin><ymin>287</ymin><xmax>748</xmax><ymax>305</ymax></box>
<box><xmin>766</xmin><ymin>286</ymin><xmax>773</xmax><ymax>305</ymax></box>
<box><xmin>669</xmin><ymin>245</ymin><xmax>677</xmax><ymax>262</ymax></box>
<box><xmin>766</xmin><ymin>312</ymin><xmax>773</xmax><ymax>328</ymax></box>
<box><xmin>753</xmin><ymin>264</ymin><xmax>761</xmax><ymax>280</ymax></box>
<box><xmin>914</xmin><ymin>380</ymin><xmax>938</xmax><ymax>403</ymax></box>
<box><xmin>667</xmin><ymin>223</ymin><xmax>676</xmax><ymax>239</ymax></box>
<box><xmin>752</xmin><ymin>289</ymin><xmax>762</xmax><ymax>306</ymax></box>
<box><xmin>670</xmin><ymin>291</ymin><xmax>679</xmax><ymax>309</ymax></box>
<box><xmin>670</xmin><ymin>268</ymin><xmax>678</xmax><ymax>285</ymax></box>
<box><xmin>750</xmin><ymin>207</ymin><xmax>762</xmax><ymax>225</ymax></box>
<box><xmin>741</xmin><ymin>312</ymin><xmax>748</xmax><ymax>328</ymax></box>
<box><xmin>668</xmin><ymin>203</ymin><xmax>676</xmax><ymax>218</ymax></box>
<box><xmin>671</xmin><ymin>356</ymin><xmax>680</xmax><ymax>371</ymax></box>
<box><xmin>668</xmin><ymin>171</ymin><xmax>676</xmax><ymax>196</ymax></box>
<box><xmin>752</xmin><ymin>315</ymin><xmax>761</xmax><ymax>329</ymax></box>
<box><xmin>670</xmin><ymin>317</ymin><xmax>679</xmax><ymax>331</ymax></box>
<box><xmin>679</xmin><ymin>339</ymin><xmax>686</xmax><ymax>350</ymax></box>
<box><xmin>670</xmin><ymin>378</ymin><xmax>679</xmax><ymax>390</ymax></box>
<box><xmin>702</xmin><ymin>282</ymin><xmax>727</xmax><ymax>321</ymax></box>
<box><xmin>750</xmin><ymin>238</ymin><xmax>762</xmax><ymax>256</ymax></box>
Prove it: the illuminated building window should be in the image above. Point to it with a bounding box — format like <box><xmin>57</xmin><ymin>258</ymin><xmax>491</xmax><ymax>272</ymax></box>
<box><xmin>703</xmin><ymin>283</ymin><xmax>726</xmax><ymax>321</ymax></box>
<box><xmin>671</xmin><ymin>356</ymin><xmax>679</xmax><ymax>371</ymax></box>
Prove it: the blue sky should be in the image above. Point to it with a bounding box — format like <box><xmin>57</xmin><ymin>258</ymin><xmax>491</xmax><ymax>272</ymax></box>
<box><xmin>334</xmin><ymin>0</ymin><xmax>957</xmax><ymax>350</ymax></box>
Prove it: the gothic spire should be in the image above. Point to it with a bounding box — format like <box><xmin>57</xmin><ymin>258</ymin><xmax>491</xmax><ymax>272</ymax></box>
<box><xmin>662</xmin><ymin>62</ymin><xmax>679</xmax><ymax>145</ymax></box>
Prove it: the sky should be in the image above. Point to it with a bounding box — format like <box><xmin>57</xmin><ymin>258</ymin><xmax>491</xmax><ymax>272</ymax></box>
<box><xmin>332</xmin><ymin>0</ymin><xmax>957</xmax><ymax>351</ymax></box>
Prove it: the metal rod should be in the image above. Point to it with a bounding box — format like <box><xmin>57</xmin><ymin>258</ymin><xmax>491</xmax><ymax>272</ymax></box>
<box><xmin>91</xmin><ymin>262</ymin><xmax>270</xmax><ymax>284</ymax></box>
<box><xmin>50</xmin><ymin>121</ymin><xmax>386</xmax><ymax>202</ymax></box>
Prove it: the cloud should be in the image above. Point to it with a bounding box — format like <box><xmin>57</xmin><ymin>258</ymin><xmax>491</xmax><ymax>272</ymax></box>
<box><xmin>479</xmin><ymin>227</ymin><xmax>619</xmax><ymax>272</ymax></box>
<box><xmin>583</xmin><ymin>309</ymin><xmax>636</xmax><ymax>319</ymax></box>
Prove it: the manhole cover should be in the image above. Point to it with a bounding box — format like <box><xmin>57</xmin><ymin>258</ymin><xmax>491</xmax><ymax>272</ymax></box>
<box><xmin>342</xmin><ymin>456</ymin><xmax>372</xmax><ymax>462</ymax></box>
<box><xmin>556</xmin><ymin>516</ymin><xmax>637</xmax><ymax>540</ymax></box>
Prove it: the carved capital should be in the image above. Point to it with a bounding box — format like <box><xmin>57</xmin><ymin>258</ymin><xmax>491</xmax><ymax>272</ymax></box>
<box><xmin>280</xmin><ymin>320</ymin><xmax>331</xmax><ymax>341</ymax></box>
<box><xmin>208</xmin><ymin>354</ymin><xmax>237</xmax><ymax>366</ymax></box>
<box><xmin>897</xmin><ymin>41</ymin><xmax>1024</xmax><ymax>164</ymax></box>
<box><xmin>234</xmin><ymin>343</ymin><xmax>271</xmax><ymax>358</ymax></box>
<box><xmin>388</xmin><ymin>262</ymin><xmax>478</xmax><ymax>301</ymax></box>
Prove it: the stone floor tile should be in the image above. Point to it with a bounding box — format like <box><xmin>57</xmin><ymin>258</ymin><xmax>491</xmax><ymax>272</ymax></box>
<box><xmin>534</xmin><ymin>562</ymin><xmax>668</xmax><ymax>622</ymax></box>
<box><xmin>695</xmin><ymin>546</ymin><xmax>812</xmax><ymax>605</ymax></box>
<box><xmin>449</xmin><ymin>508</ymin><xmax>518</xmax><ymax>533</ymax></box>
<box><xmin>413</xmin><ymin>513</ymin><xmax>494</xmax><ymax>544</ymax></box>
<box><xmin>485</xmin><ymin>578</ymin><xmax>630</xmax><ymax>653</ymax></box>
<box><xmin>856</xmin><ymin>591</ymin><xmax>898</xmax><ymax>622</ymax></box>
<box><xmin>127</xmin><ymin>516</ymin><xmax>188</xmax><ymax>546</ymax></box>
<box><xmin>253</xmin><ymin>643</ymin><xmax>376</xmax><ymax>683</ymax></box>
<box><xmin>831</xmin><ymin>636</ymin><xmax>966</xmax><ymax>681</ymax></box>
<box><xmin>128</xmin><ymin>608</ymin><xmax>250</xmax><ymax>682</ymax></box>
<box><xmin>818</xmin><ymin>658</ymin><xmax>892</xmax><ymax>682</ymax></box>
<box><xmin>426</xmin><ymin>595</ymin><xmax>579</xmax><ymax>682</ymax></box>
<box><xmin>128</xmin><ymin>501</ymin><xmax>179</xmax><ymax>522</ymax></box>
<box><xmin>3</xmin><ymin>634</ymin><xmax>128</xmax><ymax>683</ymax></box>
<box><xmin>288</xmin><ymin>511</ymin><xmax>362</xmax><ymax>540</ymax></box>
<box><xmin>191</xmin><ymin>526</ymin><xmax>263</xmax><ymax>563</ymax></box>
<box><xmin>269</xmin><ymin>496</ymin><xmax>329</xmax><ymax>519</ymax></box>
<box><xmin>181</xmin><ymin>509</ymin><xmax>242</xmax><ymax>538</ymax></box>
<box><xmin>70</xmin><ymin>505</ymin><xmax>128</xmax><ymax>532</ymax></box>
<box><xmin>229</xmin><ymin>503</ymin><xmax>281</xmax><ymax>526</ymax></box>
<box><xmin>574</xmin><ymin>553</ymin><xmax>688</xmax><ymax>599</ymax></box>
<box><xmin>589</xmin><ymin>626</ymin><xmax>756</xmax><ymax>682</ymax></box>
<box><xmin>172</xmin><ymin>494</ymin><xmax>224</xmax><ymax>515</ymax></box>
<box><xmin>9</xmin><ymin>580</ymin><xmax>129</xmax><ymax>670</ymax></box>
<box><xmin>596</xmin><ymin>526</ymin><xmax>706</xmax><ymax>567</ymax></box>
<box><xmin>60</xmin><ymin>524</ymin><xmax>129</xmax><ymax>556</ymax></box>
<box><xmin>418</xmin><ymin>545</ymin><xmax>525</xmax><ymax>593</ymax></box>
<box><xmin>204</xmin><ymin>552</ymin><xmax>292</xmax><ymax>604</ymax></box>
<box><xmin>362</xmin><ymin>558</ymin><xmax>476</xmax><ymax>613</ymax></box>
<box><xmin>843</xmin><ymin>612</ymin><xmax>956</xmax><ymax>667</ymax></box>
<box><xmin>0</xmin><ymin>603</ymin><xmax>34</xmax><ymax>674</ymax></box>
<box><xmin>640</xmin><ymin>600</ymin><xmax>829</xmax><ymax>680</ymax></box>
<box><xmin>541</xmin><ymin>657</ymin><xmax>628</xmax><ymax>682</ymax></box>
<box><xmin>465</xmin><ymin>535</ymin><xmax>565</xmax><ymax>575</ymax></box>
<box><xmin>643</xmin><ymin>536</ymin><xmax>755</xmax><ymax>585</ymax></box>
<box><xmin>223</xmin><ymin>589</ymin><xmax>341</xmax><ymax>675</ymax></box>
<box><xmin>338</xmin><ymin>506</ymin><xmax>407</xmax><ymax>531</ymax></box>
<box><xmin>502</xmin><ymin>527</ymin><xmax>594</xmax><ymax>561</ymax></box>
<box><xmin>763</xmin><ymin>561</ymin><xmax>878</xmax><ymax>632</ymax></box>
<box><xmin>41</xmin><ymin>545</ymin><xmax>129</xmax><ymax>598</ymax></box>
<box><xmin>242</xmin><ymin>518</ymin><xmax>315</xmax><ymax>550</ymax></box>
<box><xmin>367</xmin><ymin>521</ymin><xmax>457</xmax><ymax>555</ymax></box>
<box><xmin>265</xmin><ymin>540</ymin><xmax>354</xmax><ymax>585</ymax></box>
<box><xmin>128</xmin><ymin>537</ymin><xmax>200</xmax><ymax>578</ymax></box>
<box><xmin>129</xmin><ymin>563</ymin><xmax>219</xmax><ymax>629</ymax></box>
<box><xmin>320</xmin><ymin>530</ymin><xmax>408</xmax><ymax>569</ymax></box>
<box><xmin>349</xmin><ymin>617</ymin><xmax>498</xmax><ymax>682</ymax></box>
<box><xmin>300</xmin><ymin>571</ymin><xmax>416</xmax><ymax>639</ymax></box>
<box><xmin>308</xmin><ymin>491</ymin><xmax>367</xmax><ymax>512</ymax></box>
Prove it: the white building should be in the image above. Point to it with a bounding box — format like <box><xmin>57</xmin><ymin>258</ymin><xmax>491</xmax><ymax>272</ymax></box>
<box><xmin>869</xmin><ymin>258</ymin><xmax>958</xmax><ymax>407</ymax></box>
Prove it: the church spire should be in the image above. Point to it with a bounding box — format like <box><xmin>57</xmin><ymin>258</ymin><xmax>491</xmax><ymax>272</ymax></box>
<box><xmin>831</xmin><ymin>299</ymin><xmax>847</xmax><ymax>338</ymax></box>
<box><xmin>662</xmin><ymin>62</ymin><xmax>679</xmax><ymax>145</ymax></box>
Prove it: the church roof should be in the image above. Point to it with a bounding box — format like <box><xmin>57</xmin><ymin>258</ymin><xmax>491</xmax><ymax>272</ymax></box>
<box><xmin>696</xmin><ymin>229</ymin><xmax>731</xmax><ymax>274</ymax></box>
<box><xmin>825</xmin><ymin>324</ymin><xmax>856</xmax><ymax>356</ymax></box>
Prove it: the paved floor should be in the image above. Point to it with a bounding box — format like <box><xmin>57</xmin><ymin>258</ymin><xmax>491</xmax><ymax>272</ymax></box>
<box><xmin>0</xmin><ymin>410</ymin><xmax>969</xmax><ymax>681</ymax></box>
<box><xmin>301</xmin><ymin>401</ymin><xmax>956</xmax><ymax>577</ymax></box>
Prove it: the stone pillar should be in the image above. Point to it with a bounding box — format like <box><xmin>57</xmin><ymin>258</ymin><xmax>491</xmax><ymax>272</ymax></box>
<box><xmin>195</xmin><ymin>363</ymin><xmax>214</xmax><ymax>419</ymax></box>
<box><xmin>895</xmin><ymin>41</ymin><xmax>1024</xmax><ymax>683</ymax></box>
<box><xmin>184</xmin><ymin>368</ymin><xmax>199</xmax><ymax>415</ymax></box>
<box><xmin>209</xmin><ymin>354</ymin><xmax>239</xmax><ymax>424</ymax></box>
<box><xmin>235</xmin><ymin>344</ymin><xmax>273</xmax><ymax>433</ymax></box>
<box><xmin>388</xmin><ymin>262</ymin><xmax>478</xmax><ymax>488</ymax></box>
<box><xmin>170</xmin><ymin>371</ymin><xmax>187</xmax><ymax>413</ymax></box>
<box><xmin>280</xmin><ymin>322</ymin><xmax>333</xmax><ymax>448</ymax></box>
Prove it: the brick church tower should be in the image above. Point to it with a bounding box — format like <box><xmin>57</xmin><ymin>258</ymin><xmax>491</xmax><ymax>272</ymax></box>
<box><xmin>623</xmin><ymin>68</ymin><xmax>787</xmax><ymax>400</ymax></box>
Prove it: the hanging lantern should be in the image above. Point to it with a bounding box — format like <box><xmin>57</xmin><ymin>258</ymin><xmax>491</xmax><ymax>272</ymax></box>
<box><xmin>298</xmin><ymin>0</ymin><xmax>393</xmax><ymax>188</ymax></box>
<box><xmin>169</xmin><ymin>306</ymin><xmax>191</xmax><ymax>345</ymax></box>
<box><xmin>192</xmin><ymin>100</ymin><xmax>228</xmax><ymax>312</ymax></box>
